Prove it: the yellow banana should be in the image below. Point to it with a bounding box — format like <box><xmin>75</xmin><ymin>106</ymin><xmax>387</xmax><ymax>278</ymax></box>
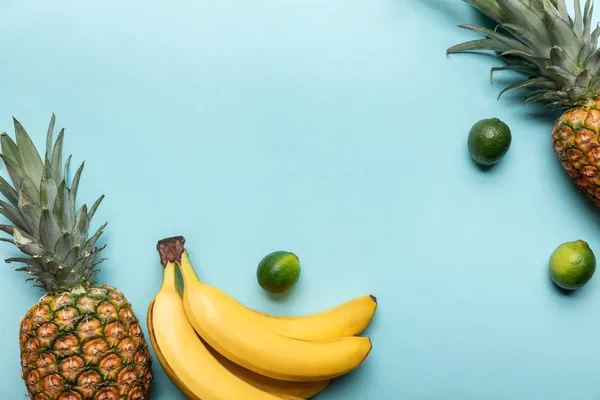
<box><xmin>181</xmin><ymin>256</ymin><xmax>377</xmax><ymax>340</ymax></box>
<box><xmin>237</xmin><ymin>292</ymin><xmax>376</xmax><ymax>340</ymax></box>
<box><xmin>173</xmin><ymin>262</ymin><xmax>330</xmax><ymax>398</ymax></box>
<box><xmin>147</xmin><ymin>260</ymin><xmax>297</xmax><ymax>400</ymax></box>
<box><xmin>206</xmin><ymin>342</ymin><xmax>329</xmax><ymax>398</ymax></box>
<box><xmin>176</xmin><ymin>246</ymin><xmax>372</xmax><ymax>382</ymax></box>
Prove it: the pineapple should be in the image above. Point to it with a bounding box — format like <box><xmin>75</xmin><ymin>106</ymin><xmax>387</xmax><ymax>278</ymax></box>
<box><xmin>448</xmin><ymin>0</ymin><xmax>600</xmax><ymax>206</ymax></box>
<box><xmin>0</xmin><ymin>115</ymin><xmax>153</xmax><ymax>399</ymax></box>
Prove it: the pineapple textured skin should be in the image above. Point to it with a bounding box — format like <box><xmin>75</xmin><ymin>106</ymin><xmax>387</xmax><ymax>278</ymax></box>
<box><xmin>19</xmin><ymin>285</ymin><xmax>152</xmax><ymax>400</ymax></box>
<box><xmin>552</xmin><ymin>97</ymin><xmax>600</xmax><ymax>206</ymax></box>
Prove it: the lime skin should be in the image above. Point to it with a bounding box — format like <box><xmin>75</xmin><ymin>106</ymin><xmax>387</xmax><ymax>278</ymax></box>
<box><xmin>256</xmin><ymin>251</ymin><xmax>301</xmax><ymax>294</ymax></box>
<box><xmin>468</xmin><ymin>118</ymin><xmax>512</xmax><ymax>166</ymax></box>
<box><xmin>549</xmin><ymin>240</ymin><xmax>596</xmax><ymax>290</ymax></box>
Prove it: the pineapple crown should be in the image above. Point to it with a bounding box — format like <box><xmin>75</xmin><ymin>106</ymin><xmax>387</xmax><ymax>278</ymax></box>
<box><xmin>448</xmin><ymin>0</ymin><xmax>600</xmax><ymax>109</ymax></box>
<box><xmin>0</xmin><ymin>114</ymin><xmax>107</xmax><ymax>295</ymax></box>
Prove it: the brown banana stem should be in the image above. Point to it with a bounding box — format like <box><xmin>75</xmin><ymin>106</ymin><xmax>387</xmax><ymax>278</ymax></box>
<box><xmin>156</xmin><ymin>236</ymin><xmax>186</xmax><ymax>267</ymax></box>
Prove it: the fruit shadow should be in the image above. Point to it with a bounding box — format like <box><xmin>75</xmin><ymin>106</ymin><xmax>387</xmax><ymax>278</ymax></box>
<box><xmin>316</xmin><ymin>301</ymin><xmax>380</xmax><ymax>398</ymax></box>
<box><xmin>262</xmin><ymin>289</ymin><xmax>295</xmax><ymax>302</ymax></box>
<box><xmin>546</xmin><ymin>151</ymin><xmax>600</xmax><ymax>227</ymax></box>
<box><xmin>259</xmin><ymin>282</ymin><xmax>299</xmax><ymax>303</ymax></box>
<box><xmin>316</xmin><ymin>349</ymin><xmax>375</xmax><ymax>399</ymax></box>
<box><xmin>546</xmin><ymin>275</ymin><xmax>590</xmax><ymax>298</ymax></box>
<box><xmin>465</xmin><ymin>144</ymin><xmax>510</xmax><ymax>173</ymax></box>
<box><xmin>468</xmin><ymin>156</ymin><xmax>497</xmax><ymax>172</ymax></box>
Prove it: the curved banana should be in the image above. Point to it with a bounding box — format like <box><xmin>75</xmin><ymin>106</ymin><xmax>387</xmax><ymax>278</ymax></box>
<box><xmin>147</xmin><ymin>260</ymin><xmax>296</xmax><ymax>400</ymax></box>
<box><xmin>174</xmin><ymin>262</ymin><xmax>330</xmax><ymax>398</ymax></box>
<box><xmin>240</xmin><ymin>293</ymin><xmax>376</xmax><ymax>340</ymax></box>
<box><xmin>207</xmin><ymin>342</ymin><xmax>330</xmax><ymax>398</ymax></box>
<box><xmin>176</xmin><ymin>246</ymin><xmax>372</xmax><ymax>382</ymax></box>
<box><xmin>181</xmin><ymin>256</ymin><xmax>378</xmax><ymax>340</ymax></box>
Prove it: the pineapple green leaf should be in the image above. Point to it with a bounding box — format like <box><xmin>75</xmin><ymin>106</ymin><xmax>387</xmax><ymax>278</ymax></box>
<box><xmin>42</xmin><ymin>157</ymin><xmax>58</xmax><ymax>186</ymax></box>
<box><xmin>19</xmin><ymin>201</ymin><xmax>42</xmax><ymax>238</ymax></box>
<box><xmin>63</xmin><ymin>154</ymin><xmax>71</xmax><ymax>183</ymax></box>
<box><xmin>63</xmin><ymin>270</ymin><xmax>83</xmax><ymax>287</ymax></box>
<box><xmin>80</xmin><ymin>244</ymin><xmax>107</xmax><ymax>269</ymax></box>
<box><xmin>25</xmin><ymin>273</ymin><xmax>55</xmax><ymax>286</ymax></box>
<box><xmin>45</xmin><ymin>113</ymin><xmax>55</xmax><ymax>160</ymax></box>
<box><xmin>523</xmin><ymin>89</ymin><xmax>563</xmax><ymax>103</ymax></box>
<box><xmin>72</xmin><ymin>205</ymin><xmax>90</xmax><ymax>246</ymax></box>
<box><xmin>0</xmin><ymin>175</ymin><xmax>19</xmax><ymax>207</ymax></box>
<box><xmin>497</xmin><ymin>76</ymin><xmax>558</xmax><ymax>100</ymax></box>
<box><xmin>0</xmin><ymin>237</ymin><xmax>13</xmax><ymax>244</ymax></box>
<box><xmin>69</xmin><ymin>162</ymin><xmax>84</xmax><ymax>219</ymax></box>
<box><xmin>88</xmin><ymin>194</ymin><xmax>105</xmax><ymax>221</ymax></box>
<box><xmin>0</xmin><ymin>155</ymin><xmax>40</xmax><ymax>204</ymax></box>
<box><xmin>567</xmin><ymin>86</ymin><xmax>588</xmax><ymax>99</ymax></box>
<box><xmin>63</xmin><ymin>245</ymin><xmax>81</xmax><ymax>267</ymax></box>
<box><xmin>497</xmin><ymin>49</ymin><xmax>549</xmax><ymax>72</ymax></box>
<box><xmin>585</xmin><ymin>50</ymin><xmax>600</xmax><ymax>74</ymax></box>
<box><xmin>541</xmin><ymin>0</ymin><xmax>569</xmax><ymax>22</ymax></box>
<box><xmin>6</xmin><ymin>257</ymin><xmax>37</xmax><ymax>267</ymax></box>
<box><xmin>86</xmin><ymin>258</ymin><xmax>106</xmax><ymax>281</ymax></box>
<box><xmin>4</xmin><ymin>257</ymin><xmax>37</xmax><ymax>273</ymax></box>
<box><xmin>86</xmin><ymin>265</ymin><xmax>102</xmax><ymax>281</ymax></box>
<box><xmin>462</xmin><ymin>0</ymin><xmax>509</xmax><ymax>23</ymax></box>
<box><xmin>490</xmin><ymin>65</ymin><xmax>539</xmax><ymax>84</ymax></box>
<box><xmin>1</xmin><ymin>115</ymin><xmax>110</xmax><ymax>292</ymax></box>
<box><xmin>496</xmin><ymin>0</ymin><xmax>548</xmax><ymax>38</ymax></box>
<box><xmin>12</xmin><ymin>227</ymin><xmax>45</xmax><ymax>257</ymax></box>
<box><xmin>53</xmin><ymin>232</ymin><xmax>74</xmax><ymax>261</ymax></box>
<box><xmin>0</xmin><ymin>199</ymin><xmax>29</xmax><ymax>232</ymax></box>
<box><xmin>0</xmin><ymin>224</ymin><xmax>14</xmax><ymax>235</ymax></box>
<box><xmin>13</xmin><ymin>118</ymin><xmax>44</xmax><ymax>186</ymax></box>
<box><xmin>551</xmin><ymin>0</ymin><xmax>569</xmax><ymax>22</ymax></box>
<box><xmin>575</xmin><ymin>68</ymin><xmax>592</xmax><ymax>87</ymax></box>
<box><xmin>547</xmin><ymin>64</ymin><xmax>580</xmax><ymax>87</ymax></box>
<box><xmin>89</xmin><ymin>259</ymin><xmax>105</xmax><ymax>271</ymax></box>
<box><xmin>447</xmin><ymin>38</ymin><xmax>511</xmax><ymax>54</ymax></box>
<box><xmin>39</xmin><ymin>209</ymin><xmax>61</xmax><ymax>250</ymax></box>
<box><xmin>590</xmin><ymin>25</ymin><xmax>600</xmax><ymax>50</ymax></box>
<box><xmin>583</xmin><ymin>0</ymin><xmax>593</xmax><ymax>38</ymax></box>
<box><xmin>83</xmin><ymin>222</ymin><xmax>107</xmax><ymax>253</ymax></box>
<box><xmin>42</xmin><ymin>156</ymin><xmax>54</xmax><ymax>180</ymax></box>
<box><xmin>0</xmin><ymin>133</ymin><xmax>19</xmax><ymax>164</ymax></box>
<box><xmin>40</xmin><ymin>177</ymin><xmax>58</xmax><ymax>213</ymax></box>
<box><xmin>574</xmin><ymin>0</ymin><xmax>583</xmax><ymax>38</ymax></box>
<box><xmin>457</xmin><ymin>24</ymin><xmax>532</xmax><ymax>54</ymax></box>
<box><xmin>53</xmin><ymin>181</ymin><xmax>72</xmax><ymax>232</ymax></box>
<box><xmin>50</xmin><ymin>128</ymin><xmax>64</xmax><ymax>184</ymax></box>
<box><xmin>501</xmin><ymin>23</ymin><xmax>551</xmax><ymax>55</ymax></box>
<box><xmin>544</xmin><ymin>10</ymin><xmax>584</xmax><ymax>61</ymax></box>
<box><xmin>550</xmin><ymin>46</ymin><xmax>583</xmax><ymax>75</ymax></box>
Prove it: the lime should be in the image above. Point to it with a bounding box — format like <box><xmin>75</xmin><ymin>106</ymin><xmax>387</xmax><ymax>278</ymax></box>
<box><xmin>549</xmin><ymin>240</ymin><xmax>596</xmax><ymax>290</ymax></box>
<box><xmin>467</xmin><ymin>118</ymin><xmax>512</xmax><ymax>166</ymax></box>
<box><xmin>256</xmin><ymin>251</ymin><xmax>301</xmax><ymax>294</ymax></box>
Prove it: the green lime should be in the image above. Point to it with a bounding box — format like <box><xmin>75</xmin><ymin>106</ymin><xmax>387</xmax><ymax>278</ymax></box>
<box><xmin>256</xmin><ymin>251</ymin><xmax>301</xmax><ymax>294</ymax></box>
<box><xmin>467</xmin><ymin>118</ymin><xmax>512</xmax><ymax>166</ymax></box>
<box><xmin>549</xmin><ymin>240</ymin><xmax>596</xmax><ymax>290</ymax></box>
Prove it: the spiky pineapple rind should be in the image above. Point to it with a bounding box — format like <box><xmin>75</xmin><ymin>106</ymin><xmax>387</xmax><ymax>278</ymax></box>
<box><xmin>19</xmin><ymin>285</ymin><xmax>153</xmax><ymax>399</ymax></box>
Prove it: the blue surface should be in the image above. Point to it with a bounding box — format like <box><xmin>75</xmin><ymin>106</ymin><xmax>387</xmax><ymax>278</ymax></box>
<box><xmin>1</xmin><ymin>1</ymin><xmax>600</xmax><ymax>399</ymax></box>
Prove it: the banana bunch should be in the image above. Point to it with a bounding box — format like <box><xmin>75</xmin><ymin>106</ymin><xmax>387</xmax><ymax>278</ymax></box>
<box><xmin>147</xmin><ymin>236</ymin><xmax>378</xmax><ymax>399</ymax></box>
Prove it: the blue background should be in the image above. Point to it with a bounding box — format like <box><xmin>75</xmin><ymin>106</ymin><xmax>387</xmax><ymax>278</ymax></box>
<box><xmin>0</xmin><ymin>1</ymin><xmax>599</xmax><ymax>399</ymax></box>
